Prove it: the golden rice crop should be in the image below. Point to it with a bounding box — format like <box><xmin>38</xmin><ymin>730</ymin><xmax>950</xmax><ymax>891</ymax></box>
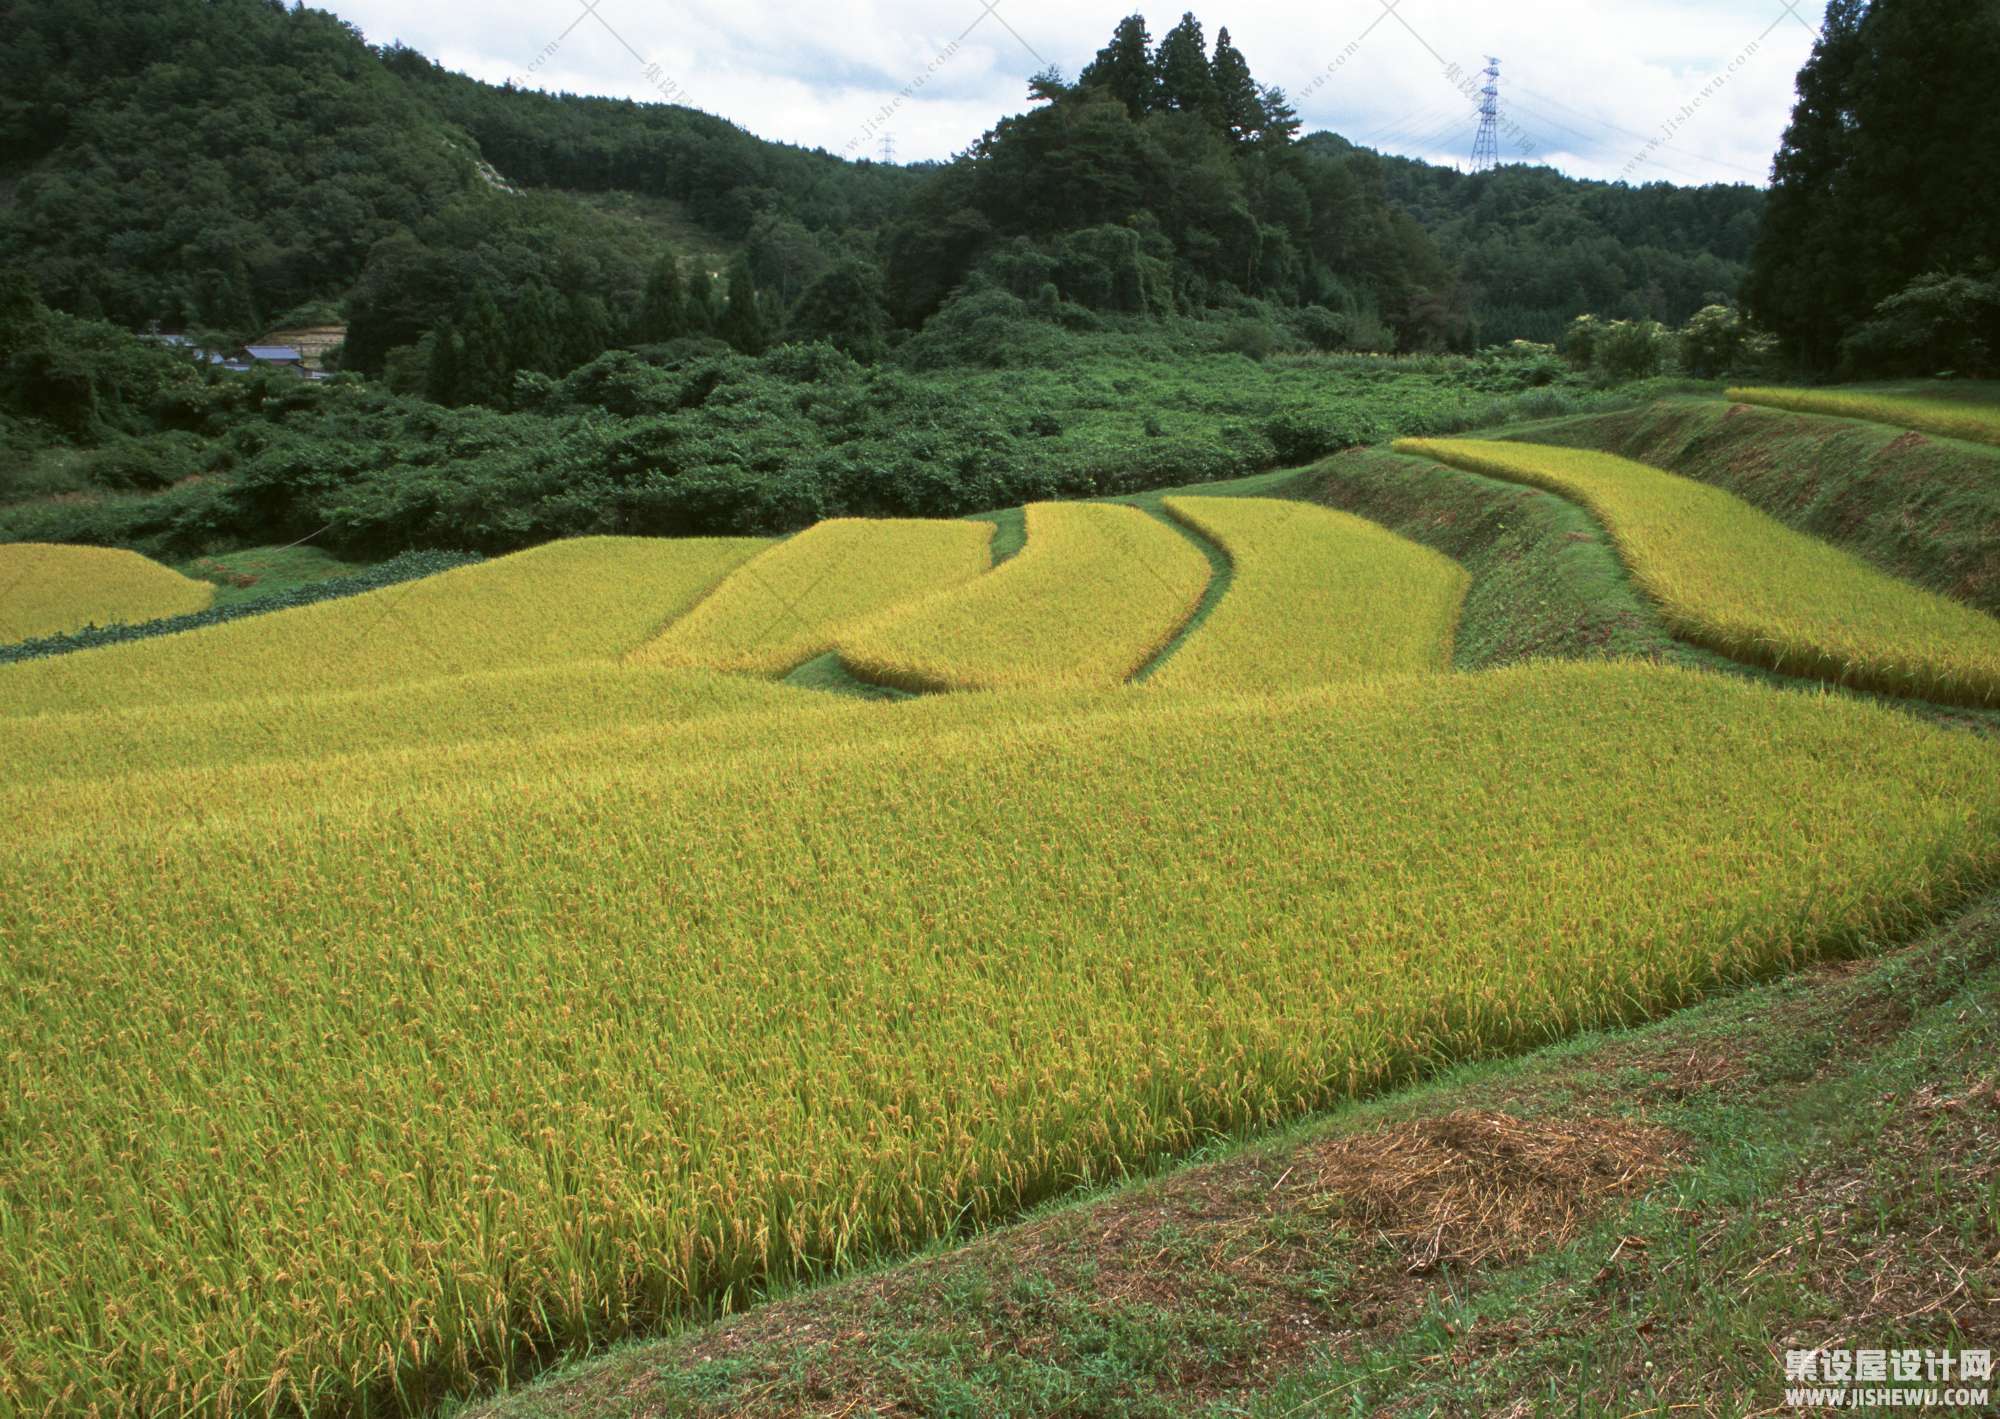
<box><xmin>632</xmin><ymin>517</ymin><xmax>995</xmax><ymax>674</ymax></box>
<box><xmin>0</xmin><ymin>541</ymin><xmax>213</xmax><ymax>643</ymax></box>
<box><xmin>1150</xmin><ymin>496</ymin><xmax>1467</xmax><ymax>691</ymax></box>
<box><xmin>2</xmin><ymin>662</ymin><xmax>1996</xmax><ymax>1415</ymax></box>
<box><xmin>838</xmin><ymin>501</ymin><xmax>1209</xmax><ymax>691</ymax></box>
<box><xmin>1727</xmin><ymin>385</ymin><xmax>2000</xmax><ymax>447</ymax></box>
<box><xmin>0</xmin><ymin>535</ymin><xmax>766</xmax><ymax>718</ymax></box>
<box><xmin>0</xmin><ymin>661</ymin><xmax>809</xmax><ymax>791</ymax></box>
<box><xmin>1396</xmin><ymin>437</ymin><xmax>2000</xmax><ymax>706</ymax></box>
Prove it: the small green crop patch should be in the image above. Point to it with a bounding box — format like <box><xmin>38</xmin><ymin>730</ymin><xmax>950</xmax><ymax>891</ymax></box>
<box><xmin>178</xmin><ymin>544</ymin><xmax>369</xmax><ymax>607</ymax></box>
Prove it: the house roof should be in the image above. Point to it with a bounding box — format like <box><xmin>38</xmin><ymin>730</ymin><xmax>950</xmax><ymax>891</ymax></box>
<box><xmin>244</xmin><ymin>345</ymin><xmax>304</xmax><ymax>361</ymax></box>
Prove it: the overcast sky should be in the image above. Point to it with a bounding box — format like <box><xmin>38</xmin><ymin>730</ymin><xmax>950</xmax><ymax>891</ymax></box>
<box><xmin>317</xmin><ymin>0</ymin><xmax>1823</xmax><ymax>186</ymax></box>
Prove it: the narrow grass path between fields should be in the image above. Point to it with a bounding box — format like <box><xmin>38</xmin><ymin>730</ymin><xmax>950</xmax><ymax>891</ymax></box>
<box><xmin>1096</xmin><ymin>468</ymin><xmax>1299</xmax><ymax>684</ymax></box>
<box><xmin>473</xmin><ymin>892</ymin><xmax>2000</xmax><ymax>1419</ymax></box>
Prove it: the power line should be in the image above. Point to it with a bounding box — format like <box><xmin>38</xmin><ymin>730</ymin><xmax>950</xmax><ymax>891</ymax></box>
<box><xmin>1354</xmin><ymin>100</ymin><xmax>1461</xmax><ymax>146</ymax></box>
<box><xmin>1508</xmin><ymin>82</ymin><xmax>1770</xmax><ymax>180</ymax></box>
<box><xmin>1499</xmin><ymin>98</ymin><xmax>1738</xmax><ymax>183</ymax></box>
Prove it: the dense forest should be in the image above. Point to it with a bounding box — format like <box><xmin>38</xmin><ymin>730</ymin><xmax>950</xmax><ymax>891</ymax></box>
<box><xmin>1744</xmin><ymin>0</ymin><xmax>2000</xmax><ymax>374</ymax></box>
<box><xmin>1351</xmin><ymin>143</ymin><xmax>1763</xmax><ymax>343</ymax></box>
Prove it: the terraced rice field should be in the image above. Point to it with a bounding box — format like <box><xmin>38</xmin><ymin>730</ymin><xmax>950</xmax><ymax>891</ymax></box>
<box><xmin>633</xmin><ymin>518</ymin><xmax>994</xmax><ymax>675</ymax></box>
<box><xmin>1728</xmin><ymin>385</ymin><xmax>2000</xmax><ymax>446</ymax></box>
<box><xmin>5</xmin><ymin>452</ymin><xmax>2000</xmax><ymax>1418</ymax></box>
<box><xmin>4</xmin><ymin>663</ymin><xmax>1996</xmax><ymax>1415</ymax></box>
<box><xmin>0</xmin><ymin>541</ymin><xmax>213</xmax><ymax>642</ymax></box>
<box><xmin>0</xmin><ymin>536</ymin><xmax>766</xmax><ymax>717</ymax></box>
<box><xmin>1396</xmin><ymin>437</ymin><xmax>2000</xmax><ymax>707</ymax></box>
<box><xmin>1151</xmin><ymin>496</ymin><xmax>1466</xmax><ymax>690</ymax></box>
<box><xmin>838</xmin><ymin>501</ymin><xmax>1209</xmax><ymax>691</ymax></box>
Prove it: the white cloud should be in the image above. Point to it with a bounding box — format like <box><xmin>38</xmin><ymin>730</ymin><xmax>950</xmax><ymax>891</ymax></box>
<box><xmin>320</xmin><ymin>0</ymin><xmax>1822</xmax><ymax>183</ymax></box>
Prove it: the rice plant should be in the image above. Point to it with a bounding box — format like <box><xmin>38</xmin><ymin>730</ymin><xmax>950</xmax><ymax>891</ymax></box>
<box><xmin>632</xmin><ymin>518</ymin><xmax>994</xmax><ymax>675</ymax></box>
<box><xmin>838</xmin><ymin>502</ymin><xmax>1210</xmax><ymax>691</ymax></box>
<box><xmin>0</xmin><ymin>541</ymin><xmax>213</xmax><ymax>644</ymax></box>
<box><xmin>1396</xmin><ymin>437</ymin><xmax>2000</xmax><ymax>706</ymax></box>
<box><xmin>2</xmin><ymin>662</ymin><xmax>1995</xmax><ymax>1415</ymax></box>
<box><xmin>1150</xmin><ymin>496</ymin><xmax>1466</xmax><ymax>690</ymax></box>
<box><xmin>0</xmin><ymin>536</ymin><xmax>768</xmax><ymax>717</ymax></box>
<box><xmin>1727</xmin><ymin>385</ymin><xmax>2000</xmax><ymax>447</ymax></box>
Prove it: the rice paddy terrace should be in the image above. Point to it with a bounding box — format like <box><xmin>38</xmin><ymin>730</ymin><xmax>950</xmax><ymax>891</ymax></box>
<box><xmin>2</xmin><ymin>387</ymin><xmax>1997</xmax><ymax>1417</ymax></box>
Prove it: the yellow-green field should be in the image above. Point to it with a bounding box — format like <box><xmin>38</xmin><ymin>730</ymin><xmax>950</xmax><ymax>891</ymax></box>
<box><xmin>838</xmin><ymin>501</ymin><xmax>1210</xmax><ymax>691</ymax></box>
<box><xmin>0</xmin><ymin>535</ymin><xmax>766</xmax><ymax>717</ymax></box>
<box><xmin>633</xmin><ymin>517</ymin><xmax>994</xmax><ymax>674</ymax></box>
<box><xmin>3</xmin><ymin>663</ymin><xmax>1995</xmax><ymax>1415</ymax></box>
<box><xmin>6</xmin><ymin>459</ymin><xmax>2000</xmax><ymax>1418</ymax></box>
<box><xmin>0</xmin><ymin>541</ymin><xmax>213</xmax><ymax>642</ymax></box>
<box><xmin>1396</xmin><ymin>437</ymin><xmax>2000</xmax><ymax>706</ymax></box>
<box><xmin>1151</xmin><ymin>496</ymin><xmax>1466</xmax><ymax>691</ymax></box>
<box><xmin>0</xmin><ymin>662</ymin><xmax>807</xmax><ymax>791</ymax></box>
<box><xmin>1727</xmin><ymin>385</ymin><xmax>2000</xmax><ymax>446</ymax></box>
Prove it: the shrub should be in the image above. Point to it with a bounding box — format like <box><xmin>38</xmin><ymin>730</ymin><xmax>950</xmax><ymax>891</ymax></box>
<box><xmin>1594</xmin><ymin>320</ymin><xmax>1671</xmax><ymax>381</ymax></box>
<box><xmin>1264</xmin><ymin>406</ymin><xmax>1381</xmax><ymax>463</ymax></box>
<box><xmin>1218</xmin><ymin>318</ymin><xmax>1280</xmax><ymax>362</ymax></box>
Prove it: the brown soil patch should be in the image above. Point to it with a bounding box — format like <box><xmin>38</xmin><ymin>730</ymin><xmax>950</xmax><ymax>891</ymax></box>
<box><xmin>1299</xmin><ymin>1109</ymin><xmax>1681</xmax><ymax>1273</ymax></box>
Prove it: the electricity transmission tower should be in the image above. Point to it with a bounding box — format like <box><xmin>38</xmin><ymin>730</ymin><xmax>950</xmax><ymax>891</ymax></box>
<box><xmin>1470</xmin><ymin>56</ymin><xmax>1500</xmax><ymax>172</ymax></box>
<box><xmin>879</xmin><ymin>133</ymin><xmax>896</xmax><ymax>164</ymax></box>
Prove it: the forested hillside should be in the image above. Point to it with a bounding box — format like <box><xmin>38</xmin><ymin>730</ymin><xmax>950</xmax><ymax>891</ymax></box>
<box><xmin>1341</xmin><ymin>139</ymin><xmax>1764</xmax><ymax>342</ymax></box>
<box><xmin>1</xmin><ymin>0</ymin><xmax>1767</xmax><ymax>365</ymax></box>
